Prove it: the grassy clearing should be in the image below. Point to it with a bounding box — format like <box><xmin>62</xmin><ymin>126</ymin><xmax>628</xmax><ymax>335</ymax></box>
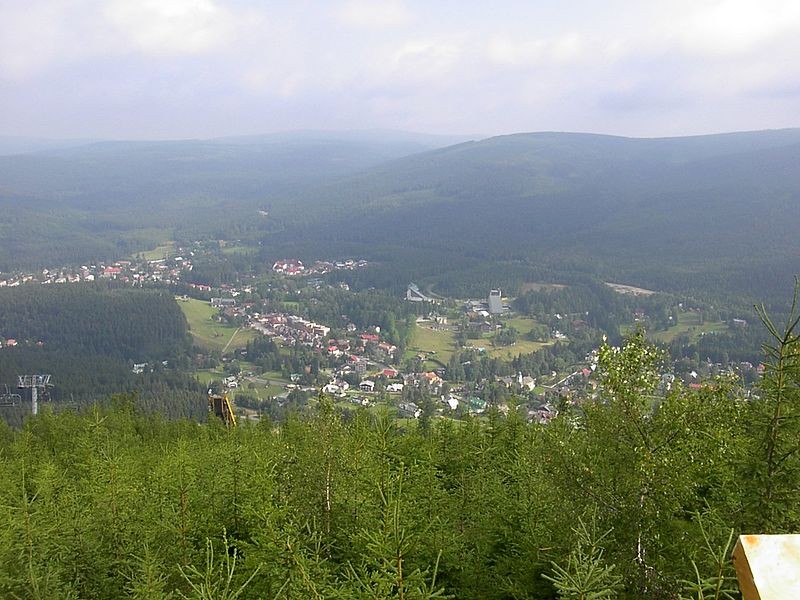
<box><xmin>140</xmin><ymin>241</ymin><xmax>176</xmax><ymax>261</ymax></box>
<box><xmin>520</xmin><ymin>282</ymin><xmax>567</xmax><ymax>293</ymax></box>
<box><xmin>480</xmin><ymin>315</ymin><xmax>553</xmax><ymax>359</ymax></box>
<box><xmin>194</xmin><ymin>370</ymin><xmax>220</xmax><ymax>387</ymax></box>
<box><xmin>483</xmin><ymin>340</ymin><xmax>551</xmax><ymax>360</ymax></box>
<box><xmin>258</xmin><ymin>371</ymin><xmax>291</xmax><ymax>396</ymax></box>
<box><xmin>505</xmin><ymin>316</ymin><xmax>543</xmax><ymax>336</ymax></box>
<box><xmin>636</xmin><ymin>311</ymin><xmax>728</xmax><ymax>343</ymax></box>
<box><xmin>178</xmin><ymin>298</ymin><xmax>255</xmax><ymax>352</ymax></box>
<box><xmin>408</xmin><ymin>324</ymin><xmax>458</xmax><ymax>363</ymax></box>
<box><xmin>606</xmin><ymin>282</ymin><xmax>657</xmax><ymax>296</ymax></box>
<box><xmin>410</xmin><ymin>317</ymin><xmax>553</xmax><ymax>365</ymax></box>
<box><xmin>221</xmin><ymin>245</ymin><xmax>257</xmax><ymax>256</ymax></box>
<box><xmin>194</xmin><ymin>368</ymin><xmax>289</xmax><ymax>400</ymax></box>
<box><xmin>464</xmin><ymin>335</ymin><xmax>551</xmax><ymax>360</ymax></box>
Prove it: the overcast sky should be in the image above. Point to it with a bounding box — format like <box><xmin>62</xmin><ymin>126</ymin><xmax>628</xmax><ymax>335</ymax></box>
<box><xmin>2</xmin><ymin>0</ymin><xmax>800</xmax><ymax>140</ymax></box>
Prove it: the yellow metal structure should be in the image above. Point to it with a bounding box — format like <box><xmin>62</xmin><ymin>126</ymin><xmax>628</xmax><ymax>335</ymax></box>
<box><xmin>733</xmin><ymin>534</ymin><xmax>800</xmax><ymax>599</ymax></box>
<box><xmin>208</xmin><ymin>393</ymin><xmax>237</xmax><ymax>427</ymax></box>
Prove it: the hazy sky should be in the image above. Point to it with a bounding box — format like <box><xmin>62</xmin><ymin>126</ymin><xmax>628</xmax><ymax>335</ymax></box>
<box><xmin>2</xmin><ymin>0</ymin><xmax>800</xmax><ymax>139</ymax></box>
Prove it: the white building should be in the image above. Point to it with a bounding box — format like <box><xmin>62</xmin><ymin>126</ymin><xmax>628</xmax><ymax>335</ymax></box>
<box><xmin>488</xmin><ymin>289</ymin><xmax>503</xmax><ymax>314</ymax></box>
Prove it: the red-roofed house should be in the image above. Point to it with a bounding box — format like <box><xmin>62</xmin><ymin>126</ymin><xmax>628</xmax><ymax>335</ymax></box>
<box><xmin>272</xmin><ymin>259</ymin><xmax>305</xmax><ymax>275</ymax></box>
<box><xmin>102</xmin><ymin>266</ymin><xmax>122</xmax><ymax>278</ymax></box>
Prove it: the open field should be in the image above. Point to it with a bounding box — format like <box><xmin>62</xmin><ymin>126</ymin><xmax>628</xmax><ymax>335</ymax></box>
<box><xmin>221</xmin><ymin>244</ymin><xmax>258</xmax><ymax>256</ymax></box>
<box><xmin>482</xmin><ymin>340</ymin><xmax>551</xmax><ymax>360</ymax></box>
<box><xmin>282</xmin><ymin>301</ymin><xmax>301</xmax><ymax>313</ymax></box>
<box><xmin>194</xmin><ymin>367</ymin><xmax>290</xmax><ymax>401</ymax></box>
<box><xmin>605</xmin><ymin>282</ymin><xmax>657</xmax><ymax>296</ymax></box>
<box><xmin>520</xmin><ymin>282</ymin><xmax>567</xmax><ymax>293</ymax></box>
<box><xmin>194</xmin><ymin>370</ymin><xmax>220</xmax><ymax>386</ymax></box>
<box><xmin>178</xmin><ymin>297</ymin><xmax>256</xmax><ymax>352</ymax></box>
<box><xmin>257</xmin><ymin>371</ymin><xmax>292</xmax><ymax>397</ymax></box>
<box><xmin>505</xmin><ymin>316</ymin><xmax>544</xmax><ymax>336</ymax></box>
<box><xmin>480</xmin><ymin>316</ymin><xmax>553</xmax><ymax>359</ymax></box>
<box><xmin>408</xmin><ymin>324</ymin><xmax>458</xmax><ymax>364</ymax></box>
<box><xmin>140</xmin><ymin>241</ymin><xmax>176</xmax><ymax>261</ymax></box>
<box><xmin>648</xmin><ymin>311</ymin><xmax>728</xmax><ymax>343</ymax></box>
<box><xmin>409</xmin><ymin>316</ymin><xmax>553</xmax><ymax>365</ymax></box>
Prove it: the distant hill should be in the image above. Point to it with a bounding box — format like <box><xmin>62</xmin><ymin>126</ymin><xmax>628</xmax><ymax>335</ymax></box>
<box><xmin>265</xmin><ymin>129</ymin><xmax>800</xmax><ymax>299</ymax></box>
<box><xmin>0</xmin><ymin>131</ymin><xmax>469</xmax><ymax>268</ymax></box>
<box><xmin>1</xmin><ymin>128</ymin><xmax>798</xmax><ymax>302</ymax></box>
<box><xmin>0</xmin><ymin>136</ymin><xmax>102</xmax><ymax>156</ymax></box>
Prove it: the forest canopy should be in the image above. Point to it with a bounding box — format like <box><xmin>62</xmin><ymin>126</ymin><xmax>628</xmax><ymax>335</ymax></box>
<box><xmin>1</xmin><ymin>303</ymin><xmax>798</xmax><ymax>599</ymax></box>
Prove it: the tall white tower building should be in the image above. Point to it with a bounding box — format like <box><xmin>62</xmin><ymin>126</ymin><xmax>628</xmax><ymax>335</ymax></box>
<box><xmin>488</xmin><ymin>289</ymin><xmax>502</xmax><ymax>314</ymax></box>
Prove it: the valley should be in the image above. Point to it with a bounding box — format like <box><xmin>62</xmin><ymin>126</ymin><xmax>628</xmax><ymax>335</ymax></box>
<box><xmin>0</xmin><ymin>130</ymin><xmax>792</xmax><ymax>600</ymax></box>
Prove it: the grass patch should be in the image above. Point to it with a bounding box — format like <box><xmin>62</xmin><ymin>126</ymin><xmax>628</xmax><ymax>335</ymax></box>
<box><xmin>140</xmin><ymin>241</ymin><xmax>176</xmax><ymax>261</ymax></box>
<box><xmin>520</xmin><ymin>282</ymin><xmax>567</xmax><ymax>293</ymax></box>
<box><xmin>179</xmin><ymin>297</ymin><xmax>256</xmax><ymax>352</ymax></box>
<box><xmin>410</xmin><ymin>318</ymin><xmax>554</xmax><ymax>365</ymax></box>
<box><xmin>221</xmin><ymin>245</ymin><xmax>257</xmax><ymax>256</ymax></box>
<box><xmin>194</xmin><ymin>370</ymin><xmax>221</xmax><ymax>386</ymax></box>
<box><xmin>638</xmin><ymin>311</ymin><xmax>728</xmax><ymax>343</ymax></box>
<box><xmin>482</xmin><ymin>340</ymin><xmax>551</xmax><ymax>360</ymax></box>
<box><xmin>282</xmin><ymin>301</ymin><xmax>301</xmax><ymax>313</ymax></box>
<box><xmin>250</xmin><ymin>371</ymin><xmax>291</xmax><ymax>396</ymax></box>
<box><xmin>505</xmin><ymin>316</ymin><xmax>545</xmax><ymax>336</ymax></box>
<box><xmin>409</xmin><ymin>324</ymin><xmax>458</xmax><ymax>363</ymax></box>
<box><xmin>482</xmin><ymin>316</ymin><xmax>553</xmax><ymax>359</ymax></box>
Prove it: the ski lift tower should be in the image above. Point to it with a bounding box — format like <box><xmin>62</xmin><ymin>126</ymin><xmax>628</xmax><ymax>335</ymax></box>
<box><xmin>18</xmin><ymin>374</ymin><xmax>52</xmax><ymax>416</ymax></box>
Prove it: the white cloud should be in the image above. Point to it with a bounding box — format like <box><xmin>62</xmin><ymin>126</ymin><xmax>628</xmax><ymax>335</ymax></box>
<box><xmin>3</xmin><ymin>0</ymin><xmax>800</xmax><ymax>138</ymax></box>
<box><xmin>678</xmin><ymin>0</ymin><xmax>800</xmax><ymax>56</ymax></box>
<box><xmin>103</xmin><ymin>0</ymin><xmax>245</xmax><ymax>55</ymax></box>
<box><xmin>337</xmin><ymin>0</ymin><xmax>412</xmax><ymax>28</ymax></box>
<box><xmin>0</xmin><ymin>1</ymin><xmax>108</xmax><ymax>80</ymax></box>
<box><xmin>486</xmin><ymin>32</ymin><xmax>623</xmax><ymax>68</ymax></box>
<box><xmin>0</xmin><ymin>0</ymin><xmax>257</xmax><ymax>80</ymax></box>
<box><xmin>487</xmin><ymin>37</ymin><xmax>546</xmax><ymax>66</ymax></box>
<box><xmin>384</xmin><ymin>38</ymin><xmax>463</xmax><ymax>84</ymax></box>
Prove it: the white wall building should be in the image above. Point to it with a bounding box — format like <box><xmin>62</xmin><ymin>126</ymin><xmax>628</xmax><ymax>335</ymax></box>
<box><xmin>488</xmin><ymin>289</ymin><xmax>503</xmax><ymax>314</ymax></box>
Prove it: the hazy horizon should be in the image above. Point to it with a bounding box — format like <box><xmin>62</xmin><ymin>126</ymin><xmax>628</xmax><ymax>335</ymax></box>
<box><xmin>5</xmin><ymin>125</ymin><xmax>800</xmax><ymax>148</ymax></box>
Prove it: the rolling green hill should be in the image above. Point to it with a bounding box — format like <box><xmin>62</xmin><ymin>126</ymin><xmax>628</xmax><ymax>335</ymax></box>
<box><xmin>0</xmin><ymin>132</ymin><xmax>464</xmax><ymax>268</ymax></box>
<box><xmin>264</xmin><ymin>129</ymin><xmax>800</xmax><ymax>301</ymax></box>
<box><xmin>1</xmin><ymin>128</ymin><xmax>799</xmax><ymax>304</ymax></box>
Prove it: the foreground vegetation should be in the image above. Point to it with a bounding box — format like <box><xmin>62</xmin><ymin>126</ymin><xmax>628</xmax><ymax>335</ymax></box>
<box><xmin>1</xmin><ymin>299</ymin><xmax>799</xmax><ymax>599</ymax></box>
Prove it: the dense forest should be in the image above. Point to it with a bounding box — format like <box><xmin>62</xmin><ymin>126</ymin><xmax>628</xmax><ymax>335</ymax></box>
<box><xmin>0</xmin><ymin>284</ymin><xmax>206</xmax><ymax>424</ymax></box>
<box><xmin>0</xmin><ymin>133</ymin><xmax>457</xmax><ymax>269</ymax></box>
<box><xmin>259</xmin><ymin>130</ymin><xmax>800</xmax><ymax>304</ymax></box>
<box><xmin>2</xmin><ymin>130</ymin><xmax>800</xmax><ymax>311</ymax></box>
<box><xmin>1</xmin><ymin>307</ymin><xmax>798</xmax><ymax>598</ymax></box>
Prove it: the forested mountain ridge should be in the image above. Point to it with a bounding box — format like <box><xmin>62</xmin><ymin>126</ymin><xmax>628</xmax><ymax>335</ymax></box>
<box><xmin>265</xmin><ymin>129</ymin><xmax>800</xmax><ymax>300</ymax></box>
<box><xmin>1</xmin><ymin>128</ymin><xmax>799</xmax><ymax>302</ymax></box>
<box><xmin>0</xmin><ymin>132</ymin><xmax>466</xmax><ymax>268</ymax></box>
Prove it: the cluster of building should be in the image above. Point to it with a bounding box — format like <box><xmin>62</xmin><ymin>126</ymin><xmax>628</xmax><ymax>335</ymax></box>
<box><xmin>463</xmin><ymin>289</ymin><xmax>506</xmax><ymax>316</ymax></box>
<box><xmin>272</xmin><ymin>258</ymin><xmax>368</xmax><ymax>276</ymax></box>
<box><xmin>0</xmin><ymin>255</ymin><xmax>194</xmax><ymax>289</ymax></box>
<box><xmin>250</xmin><ymin>313</ymin><xmax>331</xmax><ymax>347</ymax></box>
